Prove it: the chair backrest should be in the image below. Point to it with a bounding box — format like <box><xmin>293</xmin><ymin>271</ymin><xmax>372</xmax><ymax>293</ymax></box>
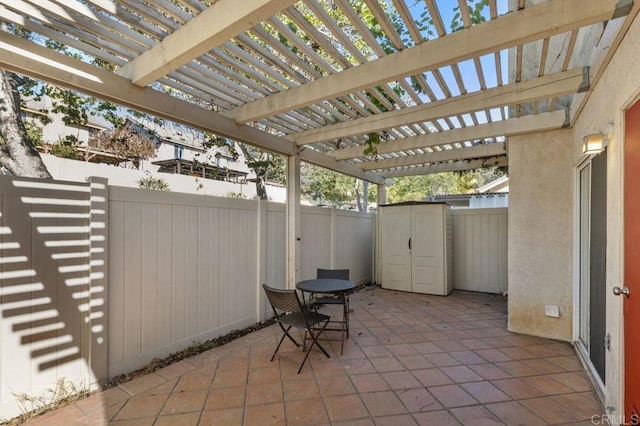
<box><xmin>263</xmin><ymin>284</ymin><xmax>303</xmax><ymax>316</ymax></box>
<box><xmin>317</xmin><ymin>268</ymin><xmax>350</xmax><ymax>280</ymax></box>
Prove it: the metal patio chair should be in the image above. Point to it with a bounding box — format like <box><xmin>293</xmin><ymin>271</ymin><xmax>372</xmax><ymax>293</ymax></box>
<box><xmin>311</xmin><ymin>268</ymin><xmax>351</xmax><ymax>354</ymax></box>
<box><xmin>262</xmin><ymin>284</ymin><xmax>331</xmax><ymax>373</ymax></box>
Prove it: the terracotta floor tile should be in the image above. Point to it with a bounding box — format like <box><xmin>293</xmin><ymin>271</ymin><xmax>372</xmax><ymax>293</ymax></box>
<box><xmin>216</xmin><ymin>355</ymin><xmax>250</xmax><ymax>372</ymax></box>
<box><xmin>285</xmin><ymin>398</ymin><xmax>329</xmax><ymax>425</ymax></box>
<box><xmin>244</xmin><ymin>402</ymin><xmax>286</xmax><ymax>426</ymax></box>
<box><xmin>156</xmin><ymin>360</ymin><xmax>197</xmax><ymax>380</ymax></box>
<box><xmin>522</xmin><ymin>358</ymin><xmax>568</xmax><ymax>374</ymax></box>
<box><xmin>324</xmin><ymin>394</ymin><xmax>369</xmax><ymax>421</ymax></box>
<box><xmin>139</xmin><ymin>378</ymin><xmax>179</xmax><ymax>396</ymax></box>
<box><xmin>395</xmin><ymin>388</ymin><xmax>443</xmax><ymax>413</ymax></box>
<box><xmin>283</xmin><ymin>379</ymin><xmax>321</xmax><ymax>401</ymax></box>
<box><xmin>459</xmin><ymin>338</ymin><xmax>491</xmax><ymax>350</ymax></box>
<box><xmin>410</xmin><ymin>342</ymin><xmax>443</xmax><ymax>354</ymax></box>
<box><xmin>491</xmin><ymin>378</ymin><xmax>543</xmax><ymax>399</ymax></box>
<box><xmin>361</xmin><ymin>344</ymin><xmax>394</xmax><ymax>358</ymax></box>
<box><xmin>424</xmin><ymin>352</ymin><xmax>461</xmax><ymax>367</ymax></box>
<box><xmin>469</xmin><ymin>363</ymin><xmax>512</xmax><ymax>380</ymax></box>
<box><xmin>485</xmin><ymin>400</ymin><xmax>547</xmax><ymax>425</ymax></box>
<box><xmin>174</xmin><ymin>372</ymin><xmax>213</xmax><ymax>393</ymax></box>
<box><xmin>372</xmin><ymin>414</ymin><xmax>418</xmax><ymax>426</ymax></box>
<box><xmin>246</xmin><ymin>382</ymin><xmax>284</xmax><ymax>405</ymax></box>
<box><xmin>460</xmin><ymin>380</ymin><xmax>511</xmax><ymax>403</ymax></box>
<box><xmin>118</xmin><ymin>373</ymin><xmax>167</xmax><ymax>396</ymax></box>
<box><xmin>396</xmin><ymin>354</ymin><xmax>432</xmax><ymax>370</ymax></box>
<box><xmin>386</xmin><ymin>343</ymin><xmax>419</xmax><ymax>356</ymax></box>
<box><xmin>317</xmin><ymin>374</ymin><xmax>357</xmax><ymax>396</ymax></box>
<box><xmin>412</xmin><ymin>410</ymin><xmax>462</xmax><ymax>425</ymax></box>
<box><xmin>412</xmin><ymin>368</ymin><xmax>454</xmax><ymax>387</ymax></box>
<box><xmin>155</xmin><ymin>412</ymin><xmax>201</xmax><ymax>425</ymax></box>
<box><xmin>428</xmin><ymin>384</ymin><xmax>477</xmax><ymax>408</ymax></box>
<box><xmin>212</xmin><ymin>369</ymin><xmax>248</xmax><ymax>388</ymax></box>
<box><xmin>381</xmin><ymin>371</ymin><xmax>422</xmax><ymax>390</ymax></box>
<box><xmin>341</xmin><ymin>358</ymin><xmax>377</xmax><ymax>375</ymax></box>
<box><xmin>370</xmin><ymin>356</ymin><xmax>405</xmax><ymax>372</ymax></box>
<box><xmin>450</xmin><ymin>405</ymin><xmax>503</xmax><ymax>425</ymax></box>
<box><xmin>440</xmin><ymin>365</ymin><xmax>484</xmax><ymax>383</ymax></box>
<box><xmin>474</xmin><ymin>348</ymin><xmax>513</xmax><ymax>363</ymax></box>
<box><xmin>400</xmin><ymin>332</ymin><xmax>429</xmax><ymax>343</ymax></box>
<box><xmin>200</xmin><ymin>408</ymin><xmax>243</xmax><ymax>426</ymax></box>
<box><xmin>547</xmin><ymin>355</ymin><xmax>584</xmax><ymax>371</ymax></box>
<box><xmin>550</xmin><ymin>371</ymin><xmax>593</xmax><ymax>392</ymax></box>
<box><xmin>351</xmin><ymin>373</ymin><xmax>391</xmax><ymax>393</ymax></box>
<box><xmin>204</xmin><ymin>386</ymin><xmax>246</xmax><ymax>410</ymax></box>
<box><xmin>494</xmin><ymin>360</ymin><xmax>540</xmax><ymax>377</ymax></box>
<box><xmin>499</xmin><ymin>347</ymin><xmax>539</xmax><ymax>360</ymax></box>
<box><xmin>248</xmin><ymin>366</ymin><xmax>281</xmax><ymax>385</ymax></box>
<box><xmin>521</xmin><ymin>396</ymin><xmax>585</xmax><ymax>424</ymax></box>
<box><xmin>114</xmin><ymin>394</ymin><xmax>168</xmax><ymax>420</ymax></box>
<box><xmin>360</xmin><ymin>390</ymin><xmax>407</xmax><ymax>417</ymax></box>
<box><xmin>111</xmin><ymin>417</ymin><xmax>156</xmax><ymax>425</ymax></box>
<box><xmin>161</xmin><ymin>390</ymin><xmax>207</xmax><ymax>415</ymax></box>
<box><xmin>552</xmin><ymin>392</ymin><xmax>604</xmax><ymax>419</ymax></box>
<box><xmin>522</xmin><ymin>375</ymin><xmax>575</xmax><ymax>395</ymax></box>
<box><xmin>434</xmin><ymin>340</ymin><xmax>466</xmax><ymax>352</ymax></box>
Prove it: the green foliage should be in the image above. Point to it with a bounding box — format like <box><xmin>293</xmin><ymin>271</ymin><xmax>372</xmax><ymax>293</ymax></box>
<box><xmin>23</xmin><ymin>121</ymin><xmax>44</xmax><ymax>147</ymax></box>
<box><xmin>137</xmin><ymin>174</ymin><xmax>170</xmax><ymax>191</ymax></box>
<box><xmin>301</xmin><ymin>164</ymin><xmax>355</xmax><ymax>206</ymax></box>
<box><xmin>386</xmin><ymin>170</ymin><xmax>487</xmax><ymax>203</ymax></box>
<box><xmin>50</xmin><ymin>135</ymin><xmax>79</xmax><ymax>160</ymax></box>
<box><xmin>227</xmin><ymin>192</ymin><xmax>247</xmax><ymax>199</ymax></box>
<box><xmin>363</xmin><ymin>132</ymin><xmax>381</xmax><ymax>156</ymax></box>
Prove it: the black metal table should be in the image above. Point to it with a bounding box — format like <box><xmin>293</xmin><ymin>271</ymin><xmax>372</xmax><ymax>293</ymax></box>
<box><xmin>296</xmin><ymin>278</ymin><xmax>355</xmax><ymax>295</ymax></box>
<box><xmin>296</xmin><ymin>278</ymin><xmax>355</xmax><ymax>354</ymax></box>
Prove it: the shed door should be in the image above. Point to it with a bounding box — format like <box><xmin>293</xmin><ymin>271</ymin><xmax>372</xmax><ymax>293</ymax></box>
<box><xmin>380</xmin><ymin>208</ymin><xmax>411</xmax><ymax>292</ymax></box>
<box><xmin>412</xmin><ymin>206</ymin><xmax>444</xmax><ymax>295</ymax></box>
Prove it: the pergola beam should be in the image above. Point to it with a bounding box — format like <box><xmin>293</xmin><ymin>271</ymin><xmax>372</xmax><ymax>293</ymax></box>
<box><xmin>226</xmin><ymin>0</ymin><xmax>623</xmax><ymax>124</ymax></box>
<box><xmin>293</xmin><ymin>69</ymin><xmax>586</xmax><ymax>145</ymax></box>
<box><xmin>116</xmin><ymin>0</ymin><xmax>297</xmax><ymax>86</ymax></box>
<box><xmin>0</xmin><ymin>31</ymin><xmax>384</xmax><ymax>184</ymax></box>
<box><xmin>381</xmin><ymin>156</ymin><xmax>508</xmax><ymax>177</ymax></box>
<box><xmin>331</xmin><ymin>110</ymin><xmax>567</xmax><ymax>161</ymax></box>
<box><xmin>361</xmin><ymin>143</ymin><xmax>507</xmax><ymax>171</ymax></box>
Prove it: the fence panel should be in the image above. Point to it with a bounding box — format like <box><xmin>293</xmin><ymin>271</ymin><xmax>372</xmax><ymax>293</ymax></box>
<box><xmin>451</xmin><ymin>208</ymin><xmax>508</xmax><ymax>294</ymax></box>
<box><xmin>107</xmin><ymin>187</ymin><xmax>258</xmax><ymax>377</ymax></box>
<box><xmin>0</xmin><ymin>176</ymin><xmax>101</xmax><ymax>420</ymax></box>
<box><xmin>335</xmin><ymin>210</ymin><xmax>375</xmax><ymax>285</ymax></box>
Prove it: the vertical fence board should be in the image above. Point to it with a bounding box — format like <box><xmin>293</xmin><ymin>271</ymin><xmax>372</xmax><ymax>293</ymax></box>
<box><xmin>451</xmin><ymin>208</ymin><xmax>508</xmax><ymax>294</ymax></box>
<box><xmin>141</xmin><ymin>203</ymin><xmax>158</xmax><ymax>354</ymax></box>
<box><xmin>123</xmin><ymin>202</ymin><xmax>142</xmax><ymax>360</ymax></box>
<box><xmin>157</xmin><ymin>204</ymin><xmax>173</xmax><ymax>349</ymax></box>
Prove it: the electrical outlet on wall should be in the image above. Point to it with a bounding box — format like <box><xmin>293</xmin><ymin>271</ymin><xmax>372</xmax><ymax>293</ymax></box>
<box><xmin>545</xmin><ymin>305</ymin><xmax>560</xmax><ymax>318</ymax></box>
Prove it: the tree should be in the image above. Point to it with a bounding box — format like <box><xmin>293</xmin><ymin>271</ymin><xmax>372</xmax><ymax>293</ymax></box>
<box><xmin>90</xmin><ymin>126</ymin><xmax>157</xmax><ymax>169</ymax></box>
<box><xmin>0</xmin><ymin>69</ymin><xmax>51</xmax><ymax>178</ymax></box>
<box><xmin>386</xmin><ymin>170</ymin><xmax>488</xmax><ymax>203</ymax></box>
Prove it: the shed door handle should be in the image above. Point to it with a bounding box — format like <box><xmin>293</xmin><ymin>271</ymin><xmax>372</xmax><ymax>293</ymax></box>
<box><xmin>408</xmin><ymin>237</ymin><xmax>412</xmax><ymax>250</ymax></box>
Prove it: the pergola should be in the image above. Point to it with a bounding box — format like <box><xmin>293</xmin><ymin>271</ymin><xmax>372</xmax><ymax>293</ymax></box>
<box><xmin>0</xmin><ymin>0</ymin><xmax>636</xmax><ymax>287</ymax></box>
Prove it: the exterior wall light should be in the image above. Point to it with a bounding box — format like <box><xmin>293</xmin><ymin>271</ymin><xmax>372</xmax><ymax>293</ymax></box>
<box><xmin>582</xmin><ymin>124</ymin><xmax>612</xmax><ymax>155</ymax></box>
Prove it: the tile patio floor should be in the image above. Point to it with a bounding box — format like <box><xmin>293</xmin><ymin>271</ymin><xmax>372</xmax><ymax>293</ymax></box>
<box><xmin>25</xmin><ymin>286</ymin><xmax>603</xmax><ymax>425</ymax></box>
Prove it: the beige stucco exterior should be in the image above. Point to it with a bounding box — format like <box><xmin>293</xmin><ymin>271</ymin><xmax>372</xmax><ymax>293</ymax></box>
<box><xmin>508</xmin><ymin>127</ymin><xmax>574</xmax><ymax>342</ymax></box>
<box><xmin>509</xmin><ymin>12</ymin><xmax>640</xmax><ymax>416</ymax></box>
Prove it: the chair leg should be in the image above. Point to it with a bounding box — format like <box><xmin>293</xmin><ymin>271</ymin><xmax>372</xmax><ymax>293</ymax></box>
<box><xmin>271</xmin><ymin>325</ymin><xmax>299</xmax><ymax>362</ymax></box>
<box><xmin>297</xmin><ymin>321</ymin><xmax>331</xmax><ymax>374</ymax></box>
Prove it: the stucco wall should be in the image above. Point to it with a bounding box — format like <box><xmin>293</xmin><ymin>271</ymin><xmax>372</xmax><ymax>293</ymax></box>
<box><xmin>508</xmin><ymin>128</ymin><xmax>574</xmax><ymax>341</ymax></box>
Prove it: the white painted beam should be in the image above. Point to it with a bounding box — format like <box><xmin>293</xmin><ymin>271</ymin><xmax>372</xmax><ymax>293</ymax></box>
<box><xmin>227</xmin><ymin>0</ymin><xmax>623</xmax><ymax>123</ymax></box>
<box><xmin>331</xmin><ymin>110</ymin><xmax>567</xmax><ymax>160</ymax></box>
<box><xmin>0</xmin><ymin>32</ymin><xmax>384</xmax><ymax>184</ymax></box>
<box><xmin>116</xmin><ymin>0</ymin><xmax>297</xmax><ymax>86</ymax></box>
<box><xmin>381</xmin><ymin>156</ymin><xmax>508</xmax><ymax>177</ymax></box>
<box><xmin>361</xmin><ymin>143</ymin><xmax>507</xmax><ymax>171</ymax></box>
<box><xmin>294</xmin><ymin>69</ymin><xmax>585</xmax><ymax>145</ymax></box>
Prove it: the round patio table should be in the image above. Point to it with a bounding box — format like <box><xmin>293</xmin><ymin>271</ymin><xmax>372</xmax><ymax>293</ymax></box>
<box><xmin>296</xmin><ymin>278</ymin><xmax>355</xmax><ymax>295</ymax></box>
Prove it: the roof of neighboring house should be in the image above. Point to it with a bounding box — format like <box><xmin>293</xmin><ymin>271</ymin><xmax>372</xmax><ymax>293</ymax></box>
<box><xmin>478</xmin><ymin>176</ymin><xmax>509</xmax><ymax>193</ymax></box>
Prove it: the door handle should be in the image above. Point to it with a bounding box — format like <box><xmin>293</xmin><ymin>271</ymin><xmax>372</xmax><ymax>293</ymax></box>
<box><xmin>408</xmin><ymin>237</ymin><xmax>412</xmax><ymax>250</ymax></box>
<box><xmin>612</xmin><ymin>286</ymin><xmax>630</xmax><ymax>297</ymax></box>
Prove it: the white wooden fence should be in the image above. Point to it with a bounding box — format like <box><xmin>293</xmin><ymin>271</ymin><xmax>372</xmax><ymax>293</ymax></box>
<box><xmin>451</xmin><ymin>208</ymin><xmax>508</xmax><ymax>294</ymax></box>
<box><xmin>0</xmin><ymin>175</ymin><xmax>374</xmax><ymax>420</ymax></box>
<box><xmin>0</xmin><ymin>174</ymin><xmax>504</xmax><ymax>420</ymax></box>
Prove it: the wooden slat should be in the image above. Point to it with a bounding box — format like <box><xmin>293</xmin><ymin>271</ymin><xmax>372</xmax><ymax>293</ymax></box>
<box><xmin>331</xmin><ymin>110</ymin><xmax>566</xmax><ymax>160</ymax></box>
<box><xmin>293</xmin><ymin>69</ymin><xmax>585</xmax><ymax>145</ymax></box>
<box><xmin>380</xmin><ymin>156</ymin><xmax>508</xmax><ymax>177</ymax></box>
<box><xmin>228</xmin><ymin>0</ymin><xmax>623</xmax><ymax>124</ymax></box>
<box><xmin>116</xmin><ymin>0</ymin><xmax>298</xmax><ymax>86</ymax></box>
<box><xmin>360</xmin><ymin>143</ymin><xmax>506</xmax><ymax>171</ymax></box>
<box><xmin>0</xmin><ymin>32</ymin><xmax>384</xmax><ymax>184</ymax></box>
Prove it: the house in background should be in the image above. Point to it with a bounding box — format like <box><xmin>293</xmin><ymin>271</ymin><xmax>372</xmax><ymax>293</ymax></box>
<box><xmin>425</xmin><ymin>176</ymin><xmax>510</xmax><ymax>208</ymax></box>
